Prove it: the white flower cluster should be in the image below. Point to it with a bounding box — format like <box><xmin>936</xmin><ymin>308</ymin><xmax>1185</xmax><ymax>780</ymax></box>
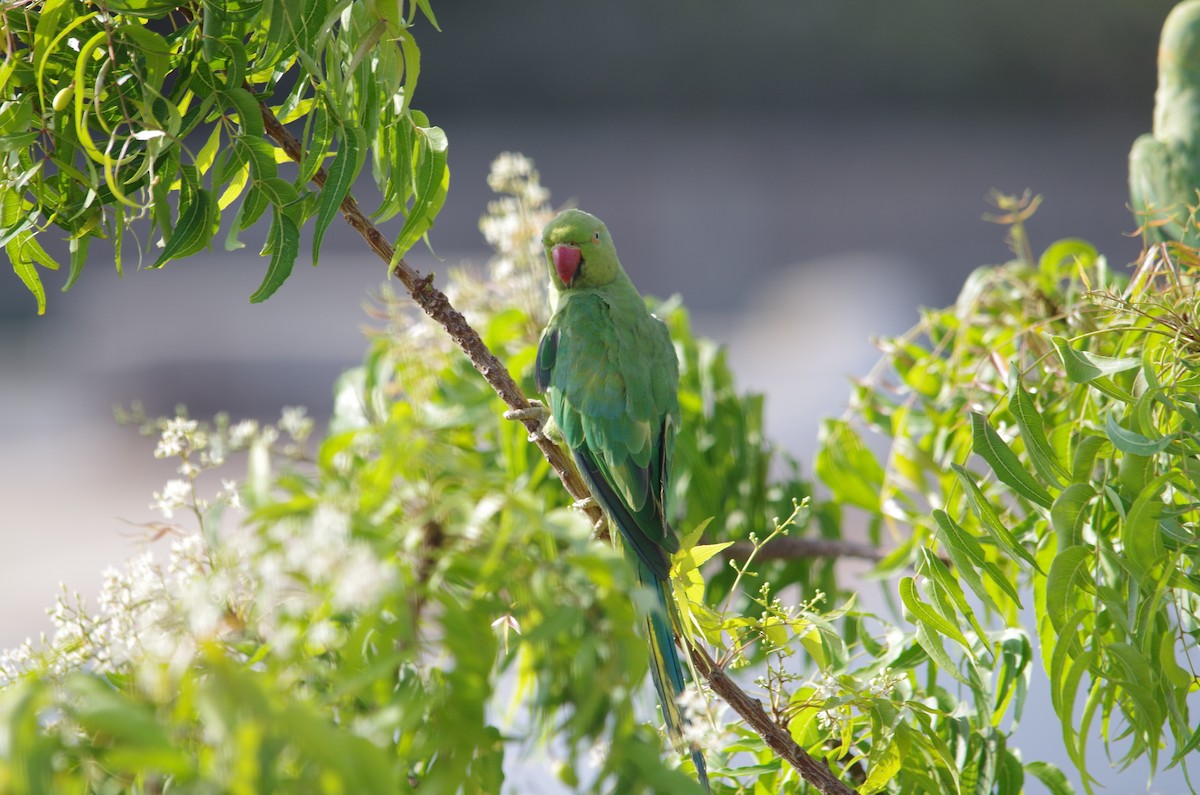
<box><xmin>675</xmin><ymin>683</ymin><xmax>727</xmax><ymax>749</ymax></box>
<box><xmin>811</xmin><ymin>667</ymin><xmax>903</xmax><ymax>734</ymax></box>
<box><xmin>1</xmin><ymin>504</ymin><xmax>398</xmax><ymax>686</ymax></box>
<box><xmin>1</xmin><ymin>408</ymin><xmax>396</xmax><ymax>689</ymax></box>
<box><xmin>471</xmin><ymin>153</ymin><xmax>556</xmax><ymax>322</ymax></box>
<box><xmin>376</xmin><ymin>152</ymin><xmax>556</xmax><ymax>356</ymax></box>
<box><xmin>279</xmin><ymin>406</ymin><xmax>314</xmax><ymax>443</ymax></box>
<box><xmin>814</xmin><ymin>672</ymin><xmax>852</xmax><ymax>733</ymax></box>
<box><xmin>142</xmin><ymin>407</ymin><xmax>313</xmax><ymax>521</ymax></box>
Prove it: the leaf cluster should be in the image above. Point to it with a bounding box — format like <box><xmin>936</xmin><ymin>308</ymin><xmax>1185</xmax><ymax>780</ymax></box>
<box><xmin>2</xmin><ymin>0</ymin><xmax>445</xmax><ymax>312</ymax></box>
<box><xmin>821</xmin><ymin>195</ymin><xmax>1200</xmax><ymax>792</ymax></box>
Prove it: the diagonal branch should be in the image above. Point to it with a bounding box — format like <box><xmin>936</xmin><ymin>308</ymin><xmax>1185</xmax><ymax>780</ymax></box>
<box><xmin>689</xmin><ymin>644</ymin><xmax>857</xmax><ymax>795</ymax></box>
<box><xmin>254</xmin><ymin>95</ymin><xmax>853</xmax><ymax>794</ymax></box>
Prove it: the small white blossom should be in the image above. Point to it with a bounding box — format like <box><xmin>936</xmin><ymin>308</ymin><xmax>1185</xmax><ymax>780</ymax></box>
<box><xmin>867</xmin><ymin>667</ymin><xmax>902</xmax><ymax>699</ymax></box>
<box><xmin>587</xmin><ymin>739</ymin><xmax>610</xmax><ymax>769</ymax></box>
<box><xmin>279</xmin><ymin>406</ymin><xmax>313</xmax><ymax>442</ymax></box>
<box><xmin>676</xmin><ymin>684</ymin><xmax>726</xmax><ymax>748</ymax></box>
<box><xmin>307</xmin><ymin>619</ymin><xmax>339</xmax><ymax>652</ymax></box>
<box><xmin>220</xmin><ymin>479</ymin><xmax>242</xmax><ymax>509</ymax></box>
<box><xmin>151</xmin><ymin>479</ymin><xmax>191</xmax><ymax>519</ymax></box>
<box><xmin>331</xmin><ymin>548</ymin><xmax>394</xmax><ymax>611</ymax></box>
<box><xmin>486</xmin><ymin>152</ymin><xmax>535</xmax><ymax>194</ymax></box>
<box><xmin>228</xmin><ymin>419</ymin><xmax>259</xmax><ymax>448</ymax></box>
<box><xmin>154</xmin><ymin>416</ymin><xmax>204</xmax><ymax>460</ymax></box>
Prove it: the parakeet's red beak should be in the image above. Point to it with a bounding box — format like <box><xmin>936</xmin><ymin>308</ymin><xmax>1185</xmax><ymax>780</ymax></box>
<box><xmin>552</xmin><ymin>245</ymin><xmax>582</xmax><ymax>286</ymax></box>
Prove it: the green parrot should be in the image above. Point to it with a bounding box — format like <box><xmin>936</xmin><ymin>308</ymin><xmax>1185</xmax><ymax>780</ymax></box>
<box><xmin>1130</xmin><ymin>0</ymin><xmax>1200</xmax><ymax>245</ymax></box>
<box><xmin>529</xmin><ymin>208</ymin><xmax>709</xmax><ymax>790</ymax></box>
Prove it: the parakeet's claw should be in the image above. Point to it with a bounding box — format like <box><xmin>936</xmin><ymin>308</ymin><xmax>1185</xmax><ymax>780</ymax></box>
<box><xmin>590</xmin><ymin>515</ymin><xmax>609</xmax><ymax>539</ymax></box>
<box><xmin>503</xmin><ymin>399</ymin><xmax>549</xmax><ymax>424</ymax></box>
<box><xmin>504</xmin><ymin>399</ymin><xmax>551</xmax><ymax>441</ymax></box>
<box><xmin>571</xmin><ymin>496</ymin><xmax>596</xmax><ymax>511</ymax></box>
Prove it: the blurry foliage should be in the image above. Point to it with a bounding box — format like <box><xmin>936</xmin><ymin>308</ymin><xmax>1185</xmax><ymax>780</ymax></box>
<box><xmin>1</xmin><ymin>0</ymin><xmax>445</xmax><ymax>312</ymax></box>
<box><xmin>829</xmin><ymin>193</ymin><xmax>1200</xmax><ymax>793</ymax></box>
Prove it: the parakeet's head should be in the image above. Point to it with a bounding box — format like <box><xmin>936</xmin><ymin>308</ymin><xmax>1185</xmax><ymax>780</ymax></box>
<box><xmin>542</xmin><ymin>209</ymin><xmax>621</xmax><ymax>290</ymax></box>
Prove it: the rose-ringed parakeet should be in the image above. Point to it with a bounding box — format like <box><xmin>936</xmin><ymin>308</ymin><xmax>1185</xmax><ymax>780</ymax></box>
<box><xmin>1130</xmin><ymin>0</ymin><xmax>1200</xmax><ymax>245</ymax></box>
<box><xmin>528</xmin><ymin>209</ymin><xmax>709</xmax><ymax>790</ymax></box>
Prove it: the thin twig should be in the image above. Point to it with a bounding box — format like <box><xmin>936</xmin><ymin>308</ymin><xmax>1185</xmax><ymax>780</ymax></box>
<box><xmin>254</xmin><ymin>93</ymin><xmax>853</xmax><ymax>793</ymax></box>
<box><xmin>723</xmin><ymin>537</ymin><xmax>888</xmax><ymax>563</ymax></box>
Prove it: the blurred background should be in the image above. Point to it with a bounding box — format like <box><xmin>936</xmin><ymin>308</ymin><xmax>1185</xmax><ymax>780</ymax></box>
<box><xmin>0</xmin><ymin>1</ymin><xmax>1185</xmax><ymax>791</ymax></box>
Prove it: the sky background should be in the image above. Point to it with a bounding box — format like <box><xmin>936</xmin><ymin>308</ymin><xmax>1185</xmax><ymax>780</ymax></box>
<box><xmin>1</xmin><ymin>2</ymin><xmax>1191</xmax><ymax>792</ymax></box>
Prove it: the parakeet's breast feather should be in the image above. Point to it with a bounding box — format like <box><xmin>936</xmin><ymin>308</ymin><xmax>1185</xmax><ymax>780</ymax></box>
<box><xmin>542</xmin><ymin>288</ymin><xmax>681</xmax><ymax>574</ymax></box>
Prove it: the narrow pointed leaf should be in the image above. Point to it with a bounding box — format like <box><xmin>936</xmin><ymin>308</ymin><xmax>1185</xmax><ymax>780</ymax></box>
<box><xmin>1050</xmin><ymin>336</ymin><xmax>1140</xmax><ymax>383</ymax></box>
<box><xmin>249</xmin><ymin>207</ymin><xmax>299</xmax><ymax>302</ymax></box>
<box><xmin>970</xmin><ymin>412</ymin><xmax>1053</xmax><ymax>508</ymax></box>
<box><xmin>1009</xmin><ymin>377</ymin><xmax>1069</xmax><ymax>486</ymax></box>
<box><xmin>1103</xmin><ymin>412</ymin><xmax>1172</xmax><ymax>456</ymax></box>
<box><xmin>952</xmin><ymin>464</ymin><xmax>1043</xmax><ymax>572</ymax></box>
<box><xmin>312</xmin><ymin>124</ymin><xmax>364</xmax><ymax>266</ymax></box>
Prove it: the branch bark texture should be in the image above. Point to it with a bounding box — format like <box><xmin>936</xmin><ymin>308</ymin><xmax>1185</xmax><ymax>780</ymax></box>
<box><xmin>255</xmin><ymin>95</ymin><xmax>853</xmax><ymax>794</ymax></box>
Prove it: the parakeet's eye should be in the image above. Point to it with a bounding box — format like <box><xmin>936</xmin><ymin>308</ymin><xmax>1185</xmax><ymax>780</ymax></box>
<box><xmin>593</xmin><ymin>231</ymin><xmax>601</xmax><ymax>242</ymax></box>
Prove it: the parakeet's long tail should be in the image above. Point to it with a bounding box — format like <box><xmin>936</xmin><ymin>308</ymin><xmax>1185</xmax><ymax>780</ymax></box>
<box><xmin>639</xmin><ymin>560</ymin><xmax>711</xmax><ymax>793</ymax></box>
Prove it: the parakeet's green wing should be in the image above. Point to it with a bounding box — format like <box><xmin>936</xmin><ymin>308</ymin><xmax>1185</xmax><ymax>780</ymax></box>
<box><xmin>541</xmin><ymin>291</ymin><xmax>681</xmax><ymax>578</ymax></box>
<box><xmin>535</xmin><ymin>328</ymin><xmax>558</xmax><ymax>394</ymax></box>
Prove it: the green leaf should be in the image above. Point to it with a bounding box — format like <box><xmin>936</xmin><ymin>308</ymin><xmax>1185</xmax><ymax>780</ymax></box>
<box><xmin>63</xmin><ymin>233</ymin><xmax>91</xmax><ymax>293</ymax></box>
<box><xmin>970</xmin><ymin>412</ymin><xmax>1053</xmax><ymax>508</ymax></box>
<box><xmin>931</xmin><ymin>509</ymin><xmax>1022</xmax><ymax>610</ymax></box>
<box><xmin>153</xmin><ymin>165</ymin><xmax>216</xmax><ymax>268</ymax></box>
<box><xmin>1050</xmin><ymin>335</ymin><xmax>1140</xmax><ymax>383</ymax></box>
<box><xmin>222</xmin><ymin>86</ymin><xmax>267</xmax><ymax>140</ymax></box>
<box><xmin>65</xmin><ymin>674</ymin><xmax>192</xmax><ymax>776</ymax></box>
<box><xmin>257</xmin><ymin>176</ymin><xmax>301</xmax><ymax>208</ymax></box>
<box><xmin>1024</xmin><ymin>761</ymin><xmax>1077</xmax><ymax>795</ymax></box>
<box><xmin>952</xmin><ymin>464</ymin><xmax>1043</xmax><ymax>572</ymax></box>
<box><xmin>1070</xmin><ymin>433</ymin><xmax>1108</xmax><ymax>482</ymax></box>
<box><xmin>390</xmin><ymin>123</ymin><xmax>449</xmax><ymax>261</ymax></box>
<box><xmin>899</xmin><ymin>576</ymin><xmax>971</xmax><ymax>651</ymax></box>
<box><xmin>1009</xmin><ymin>376</ymin><xmax>1069</xmax><ymax>486</ymax></box>
<box><xmin>1045</xmin><ymin>547</ymin><xmax>1092</xmax><ymax>632</ymax></box>
<box><xmin>861</xmin><ymin>730</ymin><xmax>903</xmax><ymax>793</ymax></box>
<box><xmin>918</xmin><ymin>547</ymin><xmax>990</xmax><ymax>644</ymax></box>
<box><xmin>397</xmin><ymin>27</ymin><xmax>422</xmax><ymax>114</ymax></box>
<box><xmin>1121</xmin><ymin>478</ymin><xmax>1167</xmax><ymax>579</ymax></box>
<box><xmin>300</xmin><ymin>105</ymin><xmax>333</xmax><ymax>184</ymax></box>
<box><xmin>249</xmin><ymin>206</ymin><xmax>300</xmax><ymax>302</ymax></box>
<box><xmin>9</xmin><ymin>236</ymin><xmax>50</xmax><ymax>315</ymax></box>
<box><xmin>815</xmin><ymin>418</ymin><xmax>884</xmax><ymax>512</ymax></box>
<box><xmin>1049</xmin><ymin>483</ymin><xmax>1094</xmax><ymax>550</ymax></box>
<box><xmin>1104</xmin><ymin>411</ymin><xmax>1172</xmax><ymax>456</ymax></box>
<box><xmin>312</xmin><ymin>124</ymin><xmax>365</xmax><ymax>265</ymax></box>
<box><xmin>226</xmin><ymin>183</ymin><xmax>268</xmax><ymax>251</ymax></box>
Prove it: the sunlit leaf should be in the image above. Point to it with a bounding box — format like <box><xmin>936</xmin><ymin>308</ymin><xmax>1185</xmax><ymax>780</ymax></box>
<box><xmin>970</xmin><ymin>412</ymin><xmax>1053</xmax><ymax>508</ymax></box>
<box><xmin>312</xmin><ymin>124</ymin><xmax>365</xmax><ymax>265</ymax></box>
<box><xmin>249</xmin><ymin>206</ymin><xmax>300</xmax><ymax>302</ymax></box>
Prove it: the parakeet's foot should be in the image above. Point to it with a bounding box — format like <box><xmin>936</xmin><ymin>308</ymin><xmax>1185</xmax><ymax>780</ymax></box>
<box><xmin>590</xmin><ymin>515</ymin><xmax>609</xmax><ymax>540</ymax></box>
<box><xmin>503</xmin><ymin>399</ymin><xmax>551</xmax><ymax>441</ymax></box>
<box><xmin>571</xmin><ymin>496</ymin><xmax>596</xmax><ymax>511</ymax></box>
